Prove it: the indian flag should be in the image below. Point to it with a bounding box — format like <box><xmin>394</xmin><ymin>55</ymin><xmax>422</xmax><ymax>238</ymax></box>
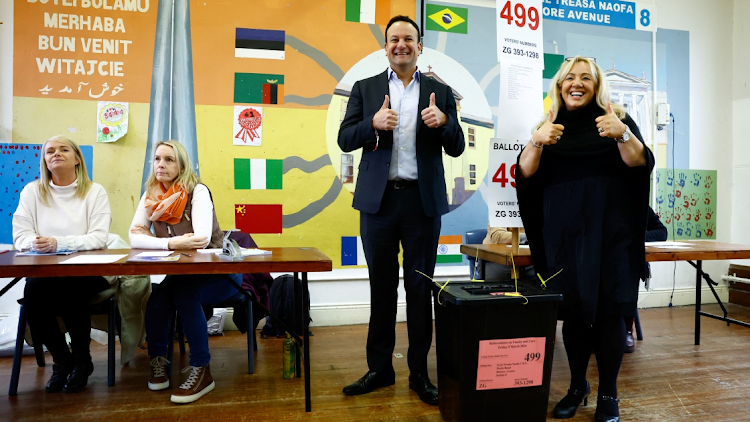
<box><xmin>436</xmin><ymin>235</ymin><xmax>463</xmax><ymax>263</ymax></box>
<box><xmin>234</xmin><ymin>158</ymin><xmax>283</xmax><ymax>190</ymax></box>
<box><xmin>345</xmin><ymin>0</ymin><xmax>391</xmax><ymax>25</ymax></box>
<box><xmin>341</xmin><ymin>236</ymin><xmax>367</xmax><ymax>266</ymax></box>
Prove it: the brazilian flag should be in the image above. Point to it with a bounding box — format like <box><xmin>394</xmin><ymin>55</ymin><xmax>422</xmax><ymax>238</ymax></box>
<box><xmin>425</xmin><ymin>3</ymin><xmax>468</xmax><ymax>34</ymax></box>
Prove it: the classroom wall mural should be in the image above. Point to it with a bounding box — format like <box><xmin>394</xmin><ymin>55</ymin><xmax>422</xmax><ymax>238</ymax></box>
<box><xmin>9</xmin><ymin>0</ymin><xmax>692</xmax><ymax>267</ymax></box>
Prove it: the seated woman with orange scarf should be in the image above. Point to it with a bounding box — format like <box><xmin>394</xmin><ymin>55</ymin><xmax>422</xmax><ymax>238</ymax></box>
<box><xmin>129</xmin><ymin>140</ymin><xmax>241</xmax><ymax>405</ymax></box>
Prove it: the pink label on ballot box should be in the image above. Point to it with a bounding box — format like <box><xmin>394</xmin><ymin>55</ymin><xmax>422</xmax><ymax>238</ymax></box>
<box><xmin>476</xmin><ymin>337</ymin><xmax>546</xmax><ymax>390</ymax></box>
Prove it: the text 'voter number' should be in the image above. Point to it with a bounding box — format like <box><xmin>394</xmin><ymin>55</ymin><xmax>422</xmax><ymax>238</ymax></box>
<box><xmin>499</xmin><ymin>1</ymin><xmax>540</xmax><ymax>30</ymax></box>
<box><xmin>492</xmin><ymin>163</ymin><xmax>517</xmax><ymax>188</ymax></box>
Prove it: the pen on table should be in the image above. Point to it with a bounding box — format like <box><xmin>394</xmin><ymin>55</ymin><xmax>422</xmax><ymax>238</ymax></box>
<box><xmin>180</xmin><ymin>252</ymin><xmax>192</xmax><ymax>257</ymax></box>
<box><xmin>0</xmin><ymin>250</ymin><xmax>9</xmax><ymax>255</ymax></box>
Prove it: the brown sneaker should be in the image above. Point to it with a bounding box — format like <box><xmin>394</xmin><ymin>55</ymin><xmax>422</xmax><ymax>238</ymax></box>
<box><xmin>170</xmin><ymin>364</ymin><xmax>215</xmax><ymax>404</ymax></box>
<box><xmin>148</xmin><ymin>356</ymin><xmax>170</xmax><ymax>391</ymax></box>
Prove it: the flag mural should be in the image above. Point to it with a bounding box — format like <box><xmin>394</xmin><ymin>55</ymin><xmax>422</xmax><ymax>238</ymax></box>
<box><xmin>234</xmin><ymin>73</ymin><xmax>284</xmax><ymax>105</ymax></box>
<box><xmin>234</xmin><ymin>158</ymin><xmax>282</xmax><ymax>190</ymax></box>
<box><xmin>235</xmin><ymin>28</ymin><xmax>285</xmax><ymax>60</ymax></box>
<box><xmin>425</xmin><ymin>4</ymin><xmax>468</xmax><ymax>34</ymax></box>
<box><xmin>341</xmin><ymin>236</ymin><xmax>366</xmax><ymax>266</ymax></box>
<box><xmin>235</xmin><ymin>204</ymin><xmax>283</xmax><ymax>234</ymax></box>
<box><xmin>436</xmin><ymin>235</ymin><xmax>463</xmax><ymax>263</ymax></box>
<box><xmin>345</xmin><ymin>0</ymin><xmax>391</xmax><ymax>25</ymax></box>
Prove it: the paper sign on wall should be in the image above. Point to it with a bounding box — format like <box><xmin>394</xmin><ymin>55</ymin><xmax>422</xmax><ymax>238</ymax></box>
<box><xmin>496</xmin><ymin>0</ymin><xmax>544</xmax><ymax>68</ymax></box>
<box><xmin>489</xmin><ymin>59</ymin><xmax>543</xmax><ymax>228</ymax></box>
<box><xmin>477</xmin><ymin>337</ymin><xmax>545</xmax><ymax>390</ymax></box>
<box><xmin>487</xmin><ymin>137</ymin><xmax>524</xmax><ymax>228</ymax></box>
<box><xmin>96</xmin><ymin>102</ymin><xmax>128</xmax><ymax>143</ymax></box>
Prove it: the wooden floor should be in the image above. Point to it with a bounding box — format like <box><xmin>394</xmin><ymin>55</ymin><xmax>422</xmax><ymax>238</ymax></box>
<box><xmin>3</xmin><ymin>304</ymin><xmax>750</xmax><ymax>421</ymax></box>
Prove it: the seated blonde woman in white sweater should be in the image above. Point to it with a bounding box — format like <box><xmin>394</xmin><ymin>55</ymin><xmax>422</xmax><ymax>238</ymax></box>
<box><xmin>12</xmin><ymin>135</ymin><xmax>111</xmax><ymax>394</ymax></box>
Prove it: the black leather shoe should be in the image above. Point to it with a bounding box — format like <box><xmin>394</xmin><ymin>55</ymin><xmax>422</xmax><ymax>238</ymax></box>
<box><xmin>45</xmin><ymin>363</ymin><xmax>73</xmax><ymax>393</ymax></box>
<box><xmin>594</xmin><ymin>395</ymin><xmax>620</xmax><ymax>422</ymax></box>
<box><xmin>624</xmin><ymin>331</ymin><xmax>635</xmax><ymax>353</ymax></box>
<box><xmin>63</xmin><ymin>361</ymin><xmax>94</xmax><ymax>393</ymax></box>
<box><xmin>408</xmin><ymin>373</ymin><xmax>438</xmax><ymax>405</ymax></box>
<box><xmin>552</xmin><ymin>381</ymin><xmax>590</xmax><ymax>418</ymax></box>
<box><xmin>343</xmin><ymin>369</ymin><xmax>395</xmax><ymax>396</ymax></box>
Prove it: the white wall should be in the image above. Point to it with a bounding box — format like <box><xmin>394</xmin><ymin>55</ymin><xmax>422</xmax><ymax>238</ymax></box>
<box><xmin>639</xmin><ymin>0</ymin><xmax>736</xmax><ymax>306</ymax></box>
<box><xmin>731</xmin><ymin>0</ymin><xmax>750</xmax><ymax>267</ymax></box>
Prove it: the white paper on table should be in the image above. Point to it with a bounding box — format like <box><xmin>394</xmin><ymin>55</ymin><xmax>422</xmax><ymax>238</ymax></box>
<box><xmin>646</xmin><ymin>242</ymin><xmax>695</xmax><ymax>248</ymax></box>
<box><xmin>60</xmin><ymin>254</ymin><xmax>128</xmax><ymax>264</ymax></box>
<box><xmin>134</xmin><ymin>251</ymin><xmax>174</xmax><ymax>257</ymax></box>
<box><xmin>198</xmin><ymin>249</ymin><xmax>222</xmax><ymax>254</ymax></box>
<box><xmin>236</xmin><ymin>248</ymin><xmax>272</xmax><ymax>256</ymax></box>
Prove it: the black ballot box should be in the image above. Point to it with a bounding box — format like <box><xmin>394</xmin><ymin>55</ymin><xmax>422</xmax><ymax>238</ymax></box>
<box><xmin>434</xmin><ymin>281</ymin><xmax>562</xmax><ymax>422</ymax></box>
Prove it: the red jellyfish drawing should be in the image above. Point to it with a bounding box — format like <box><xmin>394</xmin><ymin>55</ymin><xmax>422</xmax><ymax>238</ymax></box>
<box><xmin>235</xmin><ymin>108</ymin><xmax>262</xmax><ymax>143</ymax></box>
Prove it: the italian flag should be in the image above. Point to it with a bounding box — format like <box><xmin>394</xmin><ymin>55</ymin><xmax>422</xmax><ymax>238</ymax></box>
<box><xmin>345</xmin><ymin>0</ymin><xmax>391</xmax><ymax>25</ymax></box>
<box><xmin>436</xmin><ymin>235</ymin><xmax>463</xmax><ymax>264</ymax></box>
<box><xmin>234</xmin><ymin>158</ymin><xmax>283</xmax><ymax>190</ymax></box>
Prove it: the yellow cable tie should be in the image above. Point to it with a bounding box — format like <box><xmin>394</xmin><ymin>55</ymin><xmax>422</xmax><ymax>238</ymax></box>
<box><xmin>416</xmin><ymin>269</ymin><xmax>449</xmax><ymax>305</ymax></box>
<box><xmin>537</xmin><ymin>268</ymin><xmax>563</xmax><ymax>289</ymax></box>
<box><xmin>489</xmin><ymin>291</ymin><xmax>529</xmax><ymax>304</ymax></box>
<box><xmin>504</xmin><ymin>291</ymin><xmax>529</xmax><ymax>304</ymax></box>
<box><xmin>471</xmin><ymin>247</ymin><xmax>485</xmax><ymax>283</ymax></box>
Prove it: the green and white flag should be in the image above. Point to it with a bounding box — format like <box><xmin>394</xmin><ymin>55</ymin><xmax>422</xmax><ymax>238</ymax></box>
<box><xmin>234</xmin><ymin>158</ymin><xmax>283</xmax><ymax>190</ymax></box>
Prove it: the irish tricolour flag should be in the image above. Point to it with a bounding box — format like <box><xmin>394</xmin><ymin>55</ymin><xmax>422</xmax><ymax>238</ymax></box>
<box><xmin>436</xmin><ymin>235</ymin><xmax>463</xmax><ymax>263</ymax></box>
<box><xmin>234</xmin><ymin>158</ymin><xmax>283</xmax><ymax>190</ymax></box>
<box><xmin>345</xmin><ymin>0</ymin><xmax>391</xmax><ymax>25</ymax></box>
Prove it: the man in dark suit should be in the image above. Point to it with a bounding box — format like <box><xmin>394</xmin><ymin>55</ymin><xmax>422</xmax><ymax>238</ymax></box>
<box><xmin>338</xmin><ymin>15</ymin><xmax>465</xmax><ymax>405</ymax></box>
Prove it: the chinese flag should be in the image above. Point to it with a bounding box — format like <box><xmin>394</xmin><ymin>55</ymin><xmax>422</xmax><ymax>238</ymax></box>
<box><xmin>235</xmin><ymin>204</ymin><xmax>282</xmax><ymax>234</ymax></box>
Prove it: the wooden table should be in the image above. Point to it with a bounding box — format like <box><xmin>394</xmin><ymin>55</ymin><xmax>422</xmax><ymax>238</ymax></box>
<box><xmin>461</xmin><ymin>241</ymin><xmax>750</xmax><ymax>345</ymax></box>
<box><xmin>0</xmin><ymin>248</ymin><xmax>332</xmax><ymax>411</ymax></box>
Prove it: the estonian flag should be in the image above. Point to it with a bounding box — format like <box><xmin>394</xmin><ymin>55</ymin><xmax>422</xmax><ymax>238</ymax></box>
<box><xmin>235</xmin><ymin>28</ymin><xmax>285</xmax><ymax>60</ymax></box>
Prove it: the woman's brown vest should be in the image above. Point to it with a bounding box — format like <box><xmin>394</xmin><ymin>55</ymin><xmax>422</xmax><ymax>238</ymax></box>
<box><xmin>152</xmin><ymin>185</ymin><xmax>224</xmax><ymax>248</ymax></box>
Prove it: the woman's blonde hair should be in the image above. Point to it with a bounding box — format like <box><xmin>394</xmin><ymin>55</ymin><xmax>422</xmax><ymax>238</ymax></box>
<box><xmin>37</xmin><ymin>135</ymin><xmax>92</xmax><ymax>206</ymax></box>
<box><xmin>144</xmin><ymin>140</ymin><xmax>200</xmax><ymax>195</ymax></box>
<box><xmin>535</xmin><ymin>55</ymin><xmax>625</xmax><ymax>130</ymax></box>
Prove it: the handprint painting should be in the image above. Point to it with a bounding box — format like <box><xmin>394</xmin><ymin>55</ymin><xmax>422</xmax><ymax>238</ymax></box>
<box><xmin>654</xmin><ymin>169</ymin><xmax>717</xmax><ymax>240</ymax></box>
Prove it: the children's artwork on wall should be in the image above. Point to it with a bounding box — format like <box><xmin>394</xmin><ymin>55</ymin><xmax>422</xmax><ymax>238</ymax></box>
<box><xmin>233</xmin><ymin>106</ymin><xmax>263</xmax><ymax>146</ymax></box>
<box><xmin>97</xmin><ymin>102</ymin><xmax>129</xmax><ymax>143</ymax></box>
<box><xmin>655</xmin><ymin>169</ymin><xmax>717</xmax><ymax>240</ymax></box>
<box><xmin>0</xmin><ymin>144</ymin><xmax>94</xmax><ymax>244</ymax></box>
